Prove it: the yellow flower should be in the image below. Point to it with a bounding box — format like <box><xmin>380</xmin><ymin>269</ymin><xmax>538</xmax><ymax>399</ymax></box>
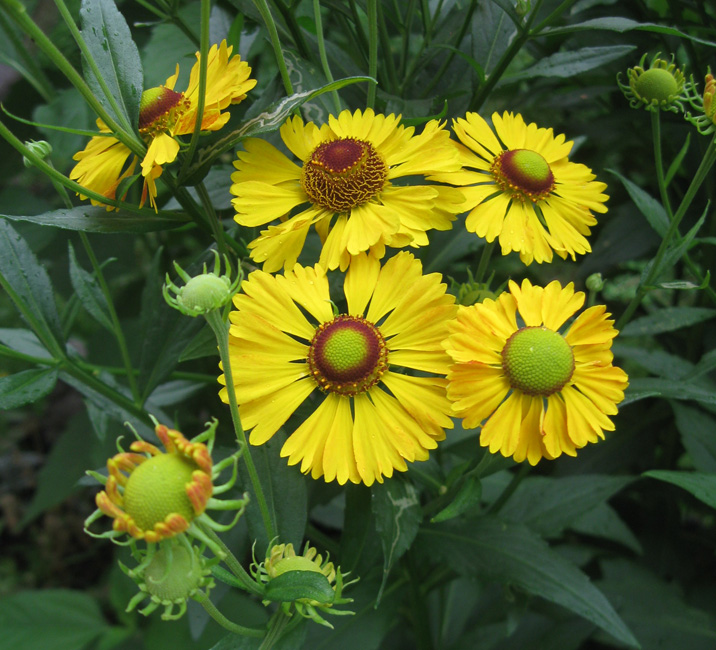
<box><xmin>443</xmin><ymin>279</ymin><xmax>628</xmax><ymax>465</ymax></box>
<box><xmin>436</xmin><ymin>112</ymin><xmax>608</xmax><ymax>265</ymax></box>
<box><xmin>87</xmin><ymin>419</ymin><xmax>246</xmax><ymax>544</ymax></box>
<box><xmin>230</xmin><ymin>109</ymin><xmax>464</xmax><ymax>271</ymax></box>
<box><xmin>70</xmin><ymin>41</ymin><xmax>256</xmax><ymax>211</ymax></box>
<box><xmin>218</xmin><ymin>252</ymin><xmax>457</xmax><ymax>485</ymax></box>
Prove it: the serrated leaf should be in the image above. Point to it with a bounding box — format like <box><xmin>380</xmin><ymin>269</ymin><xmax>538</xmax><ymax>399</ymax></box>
<box><xmin>80</xmin><ymin>0</ymin><xmax>143</xmax><ymax>129</ymax></box>
<box><xmin>621</xmin><ymin>307</ymin><xmax>716</xmax><ymax>337</ymax></box>
<box><xmin>609</xmin><ymin>170</ymin><xmax>669</xmax><ymax>237</ymax></box>
<box><xmin>371</xmin><ymin>478</ymin><xmax>421</xmax><ymax>603</ymax></box>
<box><xmin>0</xmin><ymin>589</ymin><xmax>108</xmax><ymax>650</ymax></box>
<box><xmin>0</xmin><ymin>220</ymin><xmax>63</xmax><ymax>345</ymax></box>
<box><xmin>2</xmin><ymin>206</ymin><xmax>189</xmax><ymax>233</ymax></box>
<box><xmin>68</xmin><ymin>242</ymin><xmax>114</xmax><ymax>331</ymax></box>
<box><xmin>421</xmin><ymin>518</ymin><xmax>639</xmax><ymax>647</ymax></box>
<box><xmin>644</xmin><ymin>470</ymin><xmax>716</xmax><ymax>509</ymax></box>
<box><xmin>0</xmin><ymin>367</ymin><xmax>58</xmax><ymax>409</ymax></box>
<box><xmin>506</xmin><ymin>46</ymin><xmax>636</xmax><ymax>82</ymax></box>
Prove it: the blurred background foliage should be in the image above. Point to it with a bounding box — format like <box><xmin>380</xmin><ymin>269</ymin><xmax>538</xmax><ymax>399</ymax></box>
<box><xmin>1</xmin><ymin>0</ymin><xmax>716</xmax><ymax>648</ymax></box>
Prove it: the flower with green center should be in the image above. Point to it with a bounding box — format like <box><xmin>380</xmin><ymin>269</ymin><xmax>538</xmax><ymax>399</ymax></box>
<box><xmin>230</xmin><ymin>108</ymin><xmax>464</xmax><ymax>271</ymax></box>
<box><xmin>253</xmin><ymin>543</ymin><xmax>354</xmax><ymax>628</ymax></box>
<box><xmin>70</xmin><ymin>41</ymin><xmax>256</xmax><ymax>211</ymax></box>
<box><xmin>218</xmin><ymin>251</ymin><xmax>457</xmax><ymax>485</ymax></box>
<box><xmin>443</xmin><ymin>279</ymin><xmax>629</xmax><ymax>465</ymax></box>
<box><xmin>617</xmin><ymin>52</ymin><xmax>689</xmax><ymax>113</ymax></box>
<box><xmin>433</xmin><ymin>111</ymin><xmax>608</xmax><ymax>265</ymax></box>
<box><xmin>85</xmin><ymin>419</ymin><xmax>247</xmax><ymax>548</ymax></box>
<box><xmin>122</xmin><ymin>541</ymin><xmax>216</xmax><ymax>620</ymax></box>
<box><xmin>686</xmin><ymin>69</ymin><xmax>716</xmax><ymax>136</ymax></box>
<box><xmin>163</xmin><ymin>251</ymin><xmax>241</xmax><ymax>317</ymax></box>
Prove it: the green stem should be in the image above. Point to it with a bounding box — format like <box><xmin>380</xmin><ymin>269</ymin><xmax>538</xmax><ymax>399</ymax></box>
<box><xmin>474</xmin><ymin>240</ymin><xmax>495</xmax><ymax>285</ymax></box>
<box><xmin>366</xmin><ymin>0</ymin><xmax>378</xmax><ymax>108</ymax></box>
<box><xmin>651</xmin><ymin>111</ymin><xmax>673</xmax><ymax>218</ymax></box>
<box><xmin>179</xmin><ymin>0</ymin><xmax>210</xmax><ymax>180</ymax></box>
<box><xmin>313</xmin><ymin>0</ymin><xmax>341</xmax><ymax>113</ymax></box>
<box><xmin>0</xmin><ymin>344</ymin><xmax>59</xmax><ymax>366</ymax></box>
<box><xmin>151</xmin><ymin>0</ymin><xmax>200</xmax><ymax>46</ymax></box>
<box><xmin>193</xmin><ymin>591</ymin><xmax>265</xmax><ymax>637</ymax></box>
<box><xmin>252</xmin><ymin>0</ymin><xmax>293</xmax><ymax>96</ymax></box>
<box><xmin>616</xmin><ymin>142</ymin><xmax>716</xmax><ymax>330</ymax></box>
<box><xmin>196</xmin><ymin>181</ymin><xmax>228</xmax><ymax>259</ymax></box>
<box><xmin>259</xmin><ymin>610</ymin><xmax>293</xmax><ymax>650</ymax></box>
<box><xmin>205</xmin><ymin>310</ymin><xmax>277</xmax><ymax>543</ymax></box>
<box><xmin>405</xmin><ymin>552</ymin><xmax>434</xmax><ymax>650</ymax></box>
<box><xmin>269</xmin><ymin>0</ymin><xmax>311</xmax><ymax>61</ymax></box>
<box><xmin>376</xmin><ymin>1</ymin><xmax>398</xmax><ymax>94</ymax></box>
<box><xmin>198</xmin><ymin>523</ymin><xmax>264</xmax><ymax>595</ymax></box>
<box><xmin>0</xmin><ymin>0</ymin><xmax>144</xmax><ymax>153</ymax></box>
<box><xmin>486</xmin><ymin>463</ymin><xmax>529</xmax><ymax>515</ymax></box>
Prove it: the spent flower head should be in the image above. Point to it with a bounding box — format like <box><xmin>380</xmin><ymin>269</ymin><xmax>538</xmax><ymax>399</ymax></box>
<box><xmin>618</xmin><ymin>53</ymin><xmax>690</xmax><ymax>113</ymax></box>
<box><xmin>253</xmin><ymin>542</ymin><xmax>355</xmax><ymax>628</ymax></box>
<box><xmin>164</xmin><ymin>251</ymin><xmax>242</xmax><ymax>317</ymax></box>
<box><xmin>122</xmin><ymin>539</ymin><xmax>216</xmax><ymax>620</ymax></box>
<box><xmin>85</xmin><ymin>418</ymin><xmax>247</xmax><ymax>557</ymax></box>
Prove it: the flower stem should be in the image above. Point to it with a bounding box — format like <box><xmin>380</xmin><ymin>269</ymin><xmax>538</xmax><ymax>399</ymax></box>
<box><xmin>313</xmin><ymin>0</ymin><xmax>341</xmax><ymax>114</ymax></box>
<box><xmin>259</xmin><ymin>610</ymin><xmax>293</xmax><ymax>650</ymax></box>
<box><xmin>486</xmin><ymin>463</ymin><xmax>529</xmax><ymax>515</ymax></box>
<box><xmin>474</xmin><ymin>240</ymin><xmax>495</xmax><ymax>285</ymax></box>
<box><xmin>251</xmin><ymin>0</ymin><xmax>293</xmax><ymax>96</ymax></box>
<box><xmin>205</xmin><ymin>310</ymin><xmax>277</xmax><ymax>543</ymax></box>
<box><xmin>366</xmin><ymin>0</ymin><xmax>378</xmax><ymax>108</ymax></box>
<box><xmin>193</xmin><ymin>590</ymin><xmax>265</xmax><ymax>637</ymax></box>
<box><xmin>616</xmin><ymin>140</ymin><xmax>716</xmax><ymax>330</ymax></box>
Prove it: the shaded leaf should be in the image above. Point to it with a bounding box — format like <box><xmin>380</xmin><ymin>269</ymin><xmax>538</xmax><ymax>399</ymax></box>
<box><xmin>421</xmin><ymin>517</ymin><xmax>639</xmax><ymax>647</ymax></box>
<box><xmin>431</xmin><ymin>476</ymin><xmax>482</xmax><ymax>523</ymax></box>
<box><xmin>570</xmin><ymin>503</ymin><xmax>643</xmax><ymax>554</ymax></box>
<box><xmin>0</xmin><ymin>367</ymin><xmax>58</xmax><ymax>409</ymax></box>
<box><xmin>673</xmin><ymin>403</ymin><xmax>716</xmax><ymax>473</ymax></box>
<box><xmin>80</xmin><ymin>0</ymin><xmax>143</xmax><ymax>128</ymax></box>
<box><xmin>620</xmin><ymin>307</ymin><xmax>716</xmax><ymax>337</ymax></box>
<box><xmin>2</xmin><ymin>206</ymin><xmax>189</xmax><ymax>233</ymax></box>
<box><xmin>0</xmin><ymin>328</ymin><xmax>52</xmax><ymax>359</ymax></box>
<box><xmin>506</xmin><ymin>46</ymin><xmax>636</xmax><ymax>82</ymax></box>
<box><xmin>623</xmin><ymin>377</ymin><xmax>716</xmax><ymax>406</ymax></box>
<box><xmin>0</xmin><ymin>589</ymin><xmax>108</xmax><ymax>650</ymax></box>
<box><xmin>609</xmin><ymin>170</ymin><xmax>669</xmax><ymax>237</ymax></box>
<box><xmin>644</xmin><ymin>470</ymin><xmax>716</xmax><ymax>509</ymax></box>
<box><xmin>68</xmin><ymin>242</ymin><xmax>114</xmax><ymax>331</ymax></box>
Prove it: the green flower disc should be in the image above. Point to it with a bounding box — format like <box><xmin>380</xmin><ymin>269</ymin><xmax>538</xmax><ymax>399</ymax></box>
<box><xmin>180</xmin><ymin>274</ymin><xmax>230</xmax><ymax>313</ymax></box>
<box><xmin>635</xmin><ymin>68</ymin><xmax>679</xmax><ymax>103</ymax></box>
<box><xmin>123</xmin><ymin>454</ymin><xmax>197</xmax><ymax>530</ymax></box>
<box><xmin>502</xmin><ymin>326</ymin><xmax>574</xmax><ymax>396</ymax></box>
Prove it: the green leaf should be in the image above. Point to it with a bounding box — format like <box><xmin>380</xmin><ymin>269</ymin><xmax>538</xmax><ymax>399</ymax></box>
<box><xmin>505</xmin><ymin>46</ymin><xmax>636</xmax><ymax>82</ymax></box>
<box><xmin>541</xmin><ymin>17</ymin><xmax>716</xmax><ymax>47</ymax></box>
<box><xmin>0</xmin><ymin>328</ymin><xmax>51</xmax><ymax>359</ymax></box>
<box><xmin>68</xmin><ymin>242</ymin><xmax>114</xmax><ymax>332</ymax></box>
<box><xmin>570</xmin><ymin>503</ymin><xmax>643</xmax><ymax>554</ymax></box>
<box><xmin>431</xmin><ymin>476</ymin><xmax>482</xmax><ymax>523</ymax></box>
<box><xmin>0</xmin><ymin>589</ymin><xmax>108</xmax><ymax>650</ymax></box>
<box><xmin>608</xmin><ymin>170</ymin><xmax>669</xmax><ymax>237</ymax></box>
<box><xmin>0</xmin><ymin>366</ymin><xmax>58</xmax><ymax>409</ymax></box>
<box><xmin>0</xmin><ymin>220</ymin><xmax>64</xmax><ymax>346</ymax></box>
<box><xmin>2</xmin><ymin>206</ymin><xmax>189</xmax><ymax>233</ymax></box>
<box><xmin>498</xmin><ymin>475</ymin><xmax>633</xmax><ymax>538</ymax></box>
<box><xmin>371</xmin><ymin>477</ymin><xmax>421</xmax><ymax>603</ymax></box>
<box><xmin>613</xmin><ymin>343</ymin><xmax>695</xmax><ymax>379</ymax></box>
<box><xmin>240</xmin><ymin>430</ymin><xmax>308</xmax><ymax>553</ymax></box>
<box><xmin>79</xmin><ymin>0</ymin><xmax>143</xmax><ymax>129</ymax></box>
<box><xmin>620</xmin><ymin>307</ymin><xmax>716</xmax><ymax>337</ymax></box>
<box><xmin>644</xmin><ymin>470</ymin><xmax>716</xmax><ymax>509</ymax></box>
<box><xmin>657</xmin><ymin>204</ymin><xmax>710</xmax><ymax>278</ymax></box>
<box><xmin>264</xmin><ymin>570</ymin><xmax>335</xmax><ymax>604</ymax></box>
<box><xmin>623</xmin><ymin>377</ymin><xmax>716</xmax><ymax>406</ymax></box>
<box><xmin>673</xmin><ymin>403</ymin><xmax>716</xmax><ymax>473</ymax></box>
<box><xmin>421</xmin><ymin>517</ymin><xmax>639</xmax><ymax>648</ymax></box>
<box><xmin>598</xmin><ymin>559</ymin><xmax>716</xmax><ymax>650</ymax></box>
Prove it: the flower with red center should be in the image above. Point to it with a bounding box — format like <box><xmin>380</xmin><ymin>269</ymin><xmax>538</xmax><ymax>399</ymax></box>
<box><xmin>218</xmin><ymin>252</ymin><xmax>457</xmax><ymax>485</ymax></box>
<box><xmin>443</xmin><ymin>279</ymin><xmax>629</xmax><ymax>465</ymax></box>
<box><xmin>434</xmin><ymin>111</ymin><xmax>608</xmax><ymax>265</ymax></box>
<box><xmin>230</xmin><ymin>108</ymin><xmax>464</xmax><ymax>271</ymax></box>
<box><xmin>70</xmin><ymin>41</ymin><xmax>256</xmax><ymax>211</ymax></box>
<box><xmin>85</xmin><ymin>419</ymin><xmax>247</xmax><ymax>545</ymax></box>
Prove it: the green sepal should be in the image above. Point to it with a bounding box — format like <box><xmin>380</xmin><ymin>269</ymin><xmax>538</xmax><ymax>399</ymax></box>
<box><xmin>263</xmin><ymin>570</ymin><xmax>335</xmax><ymax>605</ymax></box>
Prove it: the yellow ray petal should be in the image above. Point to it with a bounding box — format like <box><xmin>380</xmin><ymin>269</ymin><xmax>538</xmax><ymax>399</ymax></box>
<box><xmin>480</xmin><ymin>390</ymin><xmax>523</xmax><ymax>458</ymax></box>
<box><xmin>447</xmin><ymin>363</ymin><xmax>510</xmax><ymax>429</ymax></box>
<box><xmin>344</xmin><ymin>252</ymin><xmax>380</xmax><ymax>316</ymax></box>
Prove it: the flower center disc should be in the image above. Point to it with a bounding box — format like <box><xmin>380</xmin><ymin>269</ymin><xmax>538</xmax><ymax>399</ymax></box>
<box><xmin>501</xmin><ymin>326</ymin><xmax>574</xmax><ymax>396</ymax></box>
<box><xmin>301</xmin><ymin>138</ymin><xmax>388</xmax><ymax>212</ymax></box>
<box><xmin>307</xmin><ymin>315</ymin><xmax>388</xmax><ymax>396</ymax></box>
<box><xmin>634</xmin><ymin>67</ymin><xmax>679</xmax><ymax>103</ymax></box>
<box><xmin>139</xmin><ymin>86</ymin><xmax>187</xmax><ymax>132</ymax></box>
<box><xmin>123</xmin><ymin>453</ymin><xmax>198</xmax><ymax>531</ymax></box>
<box><xmin>492</xmin><ymin>149</ymin><xmax>555</xmax><ymax>201</ymax></box>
